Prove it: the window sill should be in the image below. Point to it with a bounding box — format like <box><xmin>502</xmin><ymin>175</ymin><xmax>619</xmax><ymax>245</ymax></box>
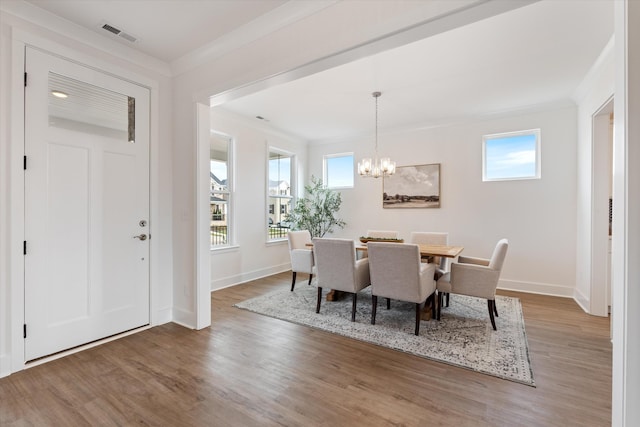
<box><xmin>210</xmin><ymin>244</ymin><xmax>240</xmax><ymax>254</ymax></box>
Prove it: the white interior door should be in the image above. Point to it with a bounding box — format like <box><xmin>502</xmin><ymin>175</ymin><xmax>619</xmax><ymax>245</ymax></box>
<box><xmin>24</xmin><ymin>47</ymin><xmax>150</xmax><ymax>361</ymax></box>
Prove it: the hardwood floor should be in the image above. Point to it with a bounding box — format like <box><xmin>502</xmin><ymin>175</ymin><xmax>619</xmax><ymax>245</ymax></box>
<box><xmin>0</xmin><ymin>272</ymin><xmax>612</xmax><ymax>426</ymax></box>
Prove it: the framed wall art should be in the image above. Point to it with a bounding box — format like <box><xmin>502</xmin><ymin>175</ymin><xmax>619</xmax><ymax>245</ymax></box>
<box><xmin>382</xmin><ymin>163</ymin><xmax>440</xmax><ymax>208</ymax></box>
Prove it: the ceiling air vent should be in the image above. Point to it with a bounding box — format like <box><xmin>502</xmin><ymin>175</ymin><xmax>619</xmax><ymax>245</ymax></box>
<box><xmin>102</xmin><ymin>23</ymin><xmax>121</xmax><ymax>35</ymax></box>
<box><xmin>100</xmin><ymin>22</ymin><xmax>138</xmax><ymax>43</ymax></box>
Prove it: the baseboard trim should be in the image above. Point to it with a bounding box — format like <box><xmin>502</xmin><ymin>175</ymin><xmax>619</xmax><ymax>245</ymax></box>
<box><xmin>0</xmin><ymin>353</ymin><xmax>11</xmax><ymax>379</ymax></box>
<box><xmin>573</xmin><ymin>287</ymin><xmax>590</xmax><ymax>314</ymax></box>
<box><xmin>498</xmin><ymin>279</ymin><xmax>575</xmax><ymax>298</ymax></box>
<box><xmin>211</xmin><ymin>264</ymin><xmax>290</xmax><ymax>291</ymax></box>
<box><xmin>153</xmin><ymin>307</ymin><xmax>173</xmax><ymax>326</ymax></box>
<box><xmin>172</xmin><ymin>307</ymin><xmax>196</xmax><ymax>329</ymax></box>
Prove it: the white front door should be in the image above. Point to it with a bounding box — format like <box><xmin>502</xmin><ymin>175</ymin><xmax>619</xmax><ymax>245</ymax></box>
<box><xmin>24</xmin><ymin>47</ymin><xmax>150</xmax><ymax>361</ymax></box>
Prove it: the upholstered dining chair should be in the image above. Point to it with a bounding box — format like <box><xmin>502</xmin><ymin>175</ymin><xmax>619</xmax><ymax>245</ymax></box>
<box><xmin>410</xmin><ymin>231</ymin><xmax>451</xmax><ymax>305</ymax></box>
<box><xmin>436</xmin><ymin>238</ymin><xmax>509</xmax><ymax>330</ymax></box>
<box><xmin>312</xmin><ymin>237</ymin><xmax>370</xmax><ymax>322</ymax></box>
<box><xmin>287</xmin><ymin>230</ymin><xmax>314</xmax><ymax>291</ymax></box>
<box><xmin>367</xmin><ymin>242</ymin><xmax>437</xmax><ymax>336</ymax></box>
<box><xmin>366</xmin><ymin>230</ymin><xmax>399</xmax><ymax>239</ymax></box>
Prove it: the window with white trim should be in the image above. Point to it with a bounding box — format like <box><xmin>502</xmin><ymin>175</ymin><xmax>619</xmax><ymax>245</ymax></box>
<box><xmin>323</xmin><ymin>153</ymin><xmax>354</xmax><ymax>189</ymax></box>
<box><xmin>267</xmin><ymin>149</ymin><xmax>294</xmax><ymax>241</ymax></box>
<box><xmin>210</xmin><ymin>133</ymin><xmax>233</xmax><ymax>247</ymax></box>
<box><xmin>483</xmin><ymin>129</ymin><xmax>541</xmax><ymax>181</ymax></box>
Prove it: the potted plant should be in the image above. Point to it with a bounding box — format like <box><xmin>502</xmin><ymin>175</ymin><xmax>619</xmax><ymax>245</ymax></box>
<box><xmin>285</xmin><ymin>176</ymin><xmax>346</xmax><ymax>238</ymax></box>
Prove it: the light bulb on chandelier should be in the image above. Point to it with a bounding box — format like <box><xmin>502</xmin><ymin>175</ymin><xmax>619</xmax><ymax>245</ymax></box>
<box><xmin>358</xmin><ymin>91</ymin><xmax>395</xmax><ymax>178</ymax></box>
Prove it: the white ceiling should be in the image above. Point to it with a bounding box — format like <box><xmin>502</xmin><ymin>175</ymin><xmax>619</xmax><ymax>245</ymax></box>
<box><xmin>219</xmin><ymin>0</ymin><xmax>614</xmax><ymax>142</ymax></box>
<box><xmin>17</xmin><ymin>0</ymin><xmax>614</xmax><ymax>143</ymax></box>
<box><xmin>23</xmin><ymin>0</ymin><xmax>290</xmax><ymax>63</ymax></box>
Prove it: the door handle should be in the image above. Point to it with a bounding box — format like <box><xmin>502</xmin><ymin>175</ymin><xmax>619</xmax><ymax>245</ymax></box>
<box><xmin>133</xmin><ymin>234</ymin><xmax>147</xmax><ymax>241</ymax></box>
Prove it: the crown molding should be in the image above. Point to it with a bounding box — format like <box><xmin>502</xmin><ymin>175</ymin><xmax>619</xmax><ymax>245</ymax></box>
<box><xmin>572</xmin><ymin>35</ymin><xmax>615</xmax><ymax>105</ymax></box>
<box><xmin>170</xmin><ymin>0</ymin><xmax>337</xmax><ymax>77</ymax></box>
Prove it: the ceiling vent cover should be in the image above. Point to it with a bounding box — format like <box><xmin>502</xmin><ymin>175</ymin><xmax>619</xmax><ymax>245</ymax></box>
<box><xmin>101</xmin><ymin>23</ymin><xmax>121</xmax><ymax>35</ymax></box>
<box><xmin>100</xmin><ymin>22</ymin><xmax>138</xmax><ymax>43</ymax></box>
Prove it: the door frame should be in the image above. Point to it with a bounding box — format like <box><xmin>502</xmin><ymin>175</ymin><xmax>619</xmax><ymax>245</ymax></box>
<box><xmin>8</xmin><ymin>30</ymin><xmax>163</xmax><ymax>373</ymax></box>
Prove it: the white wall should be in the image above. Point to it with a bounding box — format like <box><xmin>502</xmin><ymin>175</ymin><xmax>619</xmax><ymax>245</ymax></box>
<box><xmin>309</xmin><ymin>106</ymin><xmax>578</xmax><ymax>296</ymax></box>
<box><xmin>207</xmin><ymin>109</ymin><xmax>308</xmax><ymax>290</ymax></box>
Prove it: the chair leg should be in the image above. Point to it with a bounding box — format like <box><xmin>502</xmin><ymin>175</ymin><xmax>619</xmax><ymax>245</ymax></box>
<box><xmin>371</xmin><ymin>295</ymin><xmax>378</xmax><ymax>325</ymax></box>
<box><xmin>386</xmin><ymin>298</ymin><xmax>391</xmax><ymax>310</ymax></box>
<box><xmin>351</xmin><ymin>293</ymin><xmax>357</xmax><ymax>322</ymax></box>
<box><xmin>446</xmin><ymin>292</ymin><xmax>450</xmax><ymax>307</ymax></box>
<box><xmin>488</xmin><ymin>300</ymin><xmax>497</xmax><ymax>330</ymax></box>
<box><xmin>316</xmin><ymin>287</ymin><xmax>322</xmax><ymax>313</ymax></box>
<box><xmin>494</xmin><ymin>300</ymin><xmax>498</xmax><ymax>317</ymax></box>
<box><xmin>437</xmin><ymin>292</ymin><xmax>442</xmax><ymax>320</ymax></box>
<box><xmin>430</xmin><ymin>292</ymin><xmax>437</xmax><ymax>319</ymax></box>
<box><xmin>307</xmin><ymin>274</ymin><xmax>313</xmax><ymax>286</ymax></box>
<box><xmin>414</xmin><ymin>303</ymin><xmax>422</xmax><ymax>336</ymax></box>
<box><xmin>291</xmin><ymin>272</ymin><xmax>297</xmax><ymax>291</ymax></box>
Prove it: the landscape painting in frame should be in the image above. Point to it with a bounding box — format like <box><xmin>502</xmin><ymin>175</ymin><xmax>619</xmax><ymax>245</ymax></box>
<box><xmin>383</xmin><ymin>164</ymin><xmax>440</xmax><ymax>208</ymax></box>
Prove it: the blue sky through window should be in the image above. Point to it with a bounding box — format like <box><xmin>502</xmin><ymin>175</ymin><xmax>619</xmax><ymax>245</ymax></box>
<box><xmin>210</xmin><ymin>160</ymin><xmax>227</xmax><ymax>181</ymax></box>
<box><xmin>325</xmin><ymin>154</ymin><xmax>354</xmax><ymax>188</ymax></box>
<box><xmin>269</xmin><ymin>155</ymin><xmax>291</xmax><ymax>183</ymax></box>
<box><xmin>484</xmin><ymin>131</ymin><xmax>539</xmax><ymax>180</ymax></box>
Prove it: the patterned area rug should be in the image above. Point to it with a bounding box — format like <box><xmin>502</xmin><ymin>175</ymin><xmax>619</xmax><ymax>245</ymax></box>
<box><xmin>235</xmin><ymin>286</ymin><xmax>535</xmax><ymax>386</ymax></box>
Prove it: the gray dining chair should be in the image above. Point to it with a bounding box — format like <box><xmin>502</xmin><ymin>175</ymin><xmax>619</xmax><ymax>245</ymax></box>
<box><xmin>410</xmin><ymin>231</ymin><xmax>451</xmax><ymax>306</ymax></box>
<box><xmin>287</xmin><ymin>230</ymin><xmax>314</xmax><ymax>291</ymax></box>
<box><xmin>436</xmin><ymin>238</ymin><xmax>509</xmax><ymax>330</ymax></box>
<box><xmin>312</xmin><ymin>237</ymin><xmax>370</xmax><ymax>321</ymax></box>
<box><xmin>367</xmin><ymin>242</ymin><xmax>437</xmax><ymax>335</ymax></box>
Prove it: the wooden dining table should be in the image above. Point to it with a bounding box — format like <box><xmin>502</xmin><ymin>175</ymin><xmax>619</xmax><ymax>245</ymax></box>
<box><xmin>355</xmin><ymin>242</ymin><xmax>464</xmax><ymax>259</ymax></box>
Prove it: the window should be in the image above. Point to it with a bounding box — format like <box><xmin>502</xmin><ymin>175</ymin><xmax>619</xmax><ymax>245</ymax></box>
<box><xmin>323</xmin><ymin>153</ymin><xmax>354</xmax><ymax>188</ymax></box>
<box><xmin>268</xmin><ymin>149</ymin><xmax>294</xmax><ymax>240</ymax></box>
<box><xmin>210</xmin><ymin>133</ymin><xmax>233</xmax><ymax>247</ymax></box>
<box><xmin>482</xmin><ymin>129</ymin><xmax>540</xmax><ymax>181</ymax></box>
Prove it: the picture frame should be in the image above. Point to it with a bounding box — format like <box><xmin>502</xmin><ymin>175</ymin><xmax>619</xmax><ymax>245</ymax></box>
<box><xmin>382</xmin><ymin>163</ymin><xmax>440</xmax><ymax>208</ymax></box>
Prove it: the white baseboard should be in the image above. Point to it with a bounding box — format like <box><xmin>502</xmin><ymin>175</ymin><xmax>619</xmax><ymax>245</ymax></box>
<box><xmin>0</xmin><ymin>353</ymin><xmax>11</xmax><ymax>379</ymax></box>
<box><xmin>172</xmin><ymin>307</ymin><xmax>196</xmax><ymax>329</ymax></box>
<box><xmin>211</xmin><ymin>263</ymin><xmax>290</xmax><ymax>291</ymax></box>
<box><xmin>498</xmin><ymin>279</ymin><xmax>575</xmax><ymax>298</ymax></box>
<box><xmin>153</xmin><ymin>307</ymin><xmax>173</xmax><ymax>326</ymax></box>
<box><xmin>573</xmin><ymin>287</ymin><xmax>590</xmax><ymax>314</ymax></box>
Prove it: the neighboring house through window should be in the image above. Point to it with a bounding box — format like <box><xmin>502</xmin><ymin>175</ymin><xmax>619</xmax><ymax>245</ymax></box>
<box><xmin>267</xmin><ymin>149</ymin><xmax>294</xmax><ymax>241</ymax></box>
<box><xmin>210</xmin><ymin>132</ymin><xmax>233</xmax><ymax>247</ymax></box>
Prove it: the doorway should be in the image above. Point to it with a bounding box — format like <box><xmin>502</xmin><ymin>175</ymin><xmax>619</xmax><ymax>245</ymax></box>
<box><xmin>23</xmin><ymin>47</ymin><xmax>151</xmax><ymax>361</ymax></box>
<box><xmin>591</xmin><ymin>97</ymin><xmax>614</xmax><ymax>318</ymax></box>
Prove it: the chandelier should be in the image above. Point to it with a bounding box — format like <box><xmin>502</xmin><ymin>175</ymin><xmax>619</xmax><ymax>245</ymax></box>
<box><xmin>358</xmin><ymin>91</ymin><xmax>396</xmax><ymax>178</ymax></box>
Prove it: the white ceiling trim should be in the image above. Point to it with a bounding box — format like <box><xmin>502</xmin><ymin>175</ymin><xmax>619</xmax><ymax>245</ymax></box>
<box><xmin>170</xmin><ymin>0</ymin><xmax>339</xmax><ymax>77</ymax></box>
<box><xmin>0</xmin><ymin>0</ymin><xmax>172</xmax><ymax>76</ymax></box>
<box><xmin>572</xmin><ymin>35</ymin><xmax>615</xmax><ymax>105</ymax></box>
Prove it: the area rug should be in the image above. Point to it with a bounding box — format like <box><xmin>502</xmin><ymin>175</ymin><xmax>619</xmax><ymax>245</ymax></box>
<box><xmin>235</xmin><ymin>286</ymin><xmax>535</xmax><ymax>386</ymax></box>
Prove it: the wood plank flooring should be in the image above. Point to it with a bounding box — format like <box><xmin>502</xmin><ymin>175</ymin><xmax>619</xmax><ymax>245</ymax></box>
<box><xmin>0</xmin><ymin>272</ymin><xmax>612</xmax><ymax>426</ymax></box>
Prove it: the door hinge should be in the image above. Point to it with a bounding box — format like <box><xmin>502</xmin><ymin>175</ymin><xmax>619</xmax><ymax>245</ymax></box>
<box><xmin>23</xmin><ymin>324</ymin><xmax>27</xmax><ymax>339</ymax></box>
<box><xmin>23</xmin><ymin>155</ymin><xmax>27</xmax><ymax>170</ymax></box>
<box><xmin>24</xmin><ymin>72</ymin><xmax>27</xmax><ymax>87</ymax></box>
<box><xmin>23</xmin><ymin>241</ymin><xmax>27</xmax><ymax>255</ymax></box>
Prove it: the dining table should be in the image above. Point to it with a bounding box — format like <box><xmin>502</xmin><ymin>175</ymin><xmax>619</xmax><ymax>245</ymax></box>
<box><xmin>355</xmin><ymin>242</ymin><xmax>464</xmax><ymax>259</ymax></box>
